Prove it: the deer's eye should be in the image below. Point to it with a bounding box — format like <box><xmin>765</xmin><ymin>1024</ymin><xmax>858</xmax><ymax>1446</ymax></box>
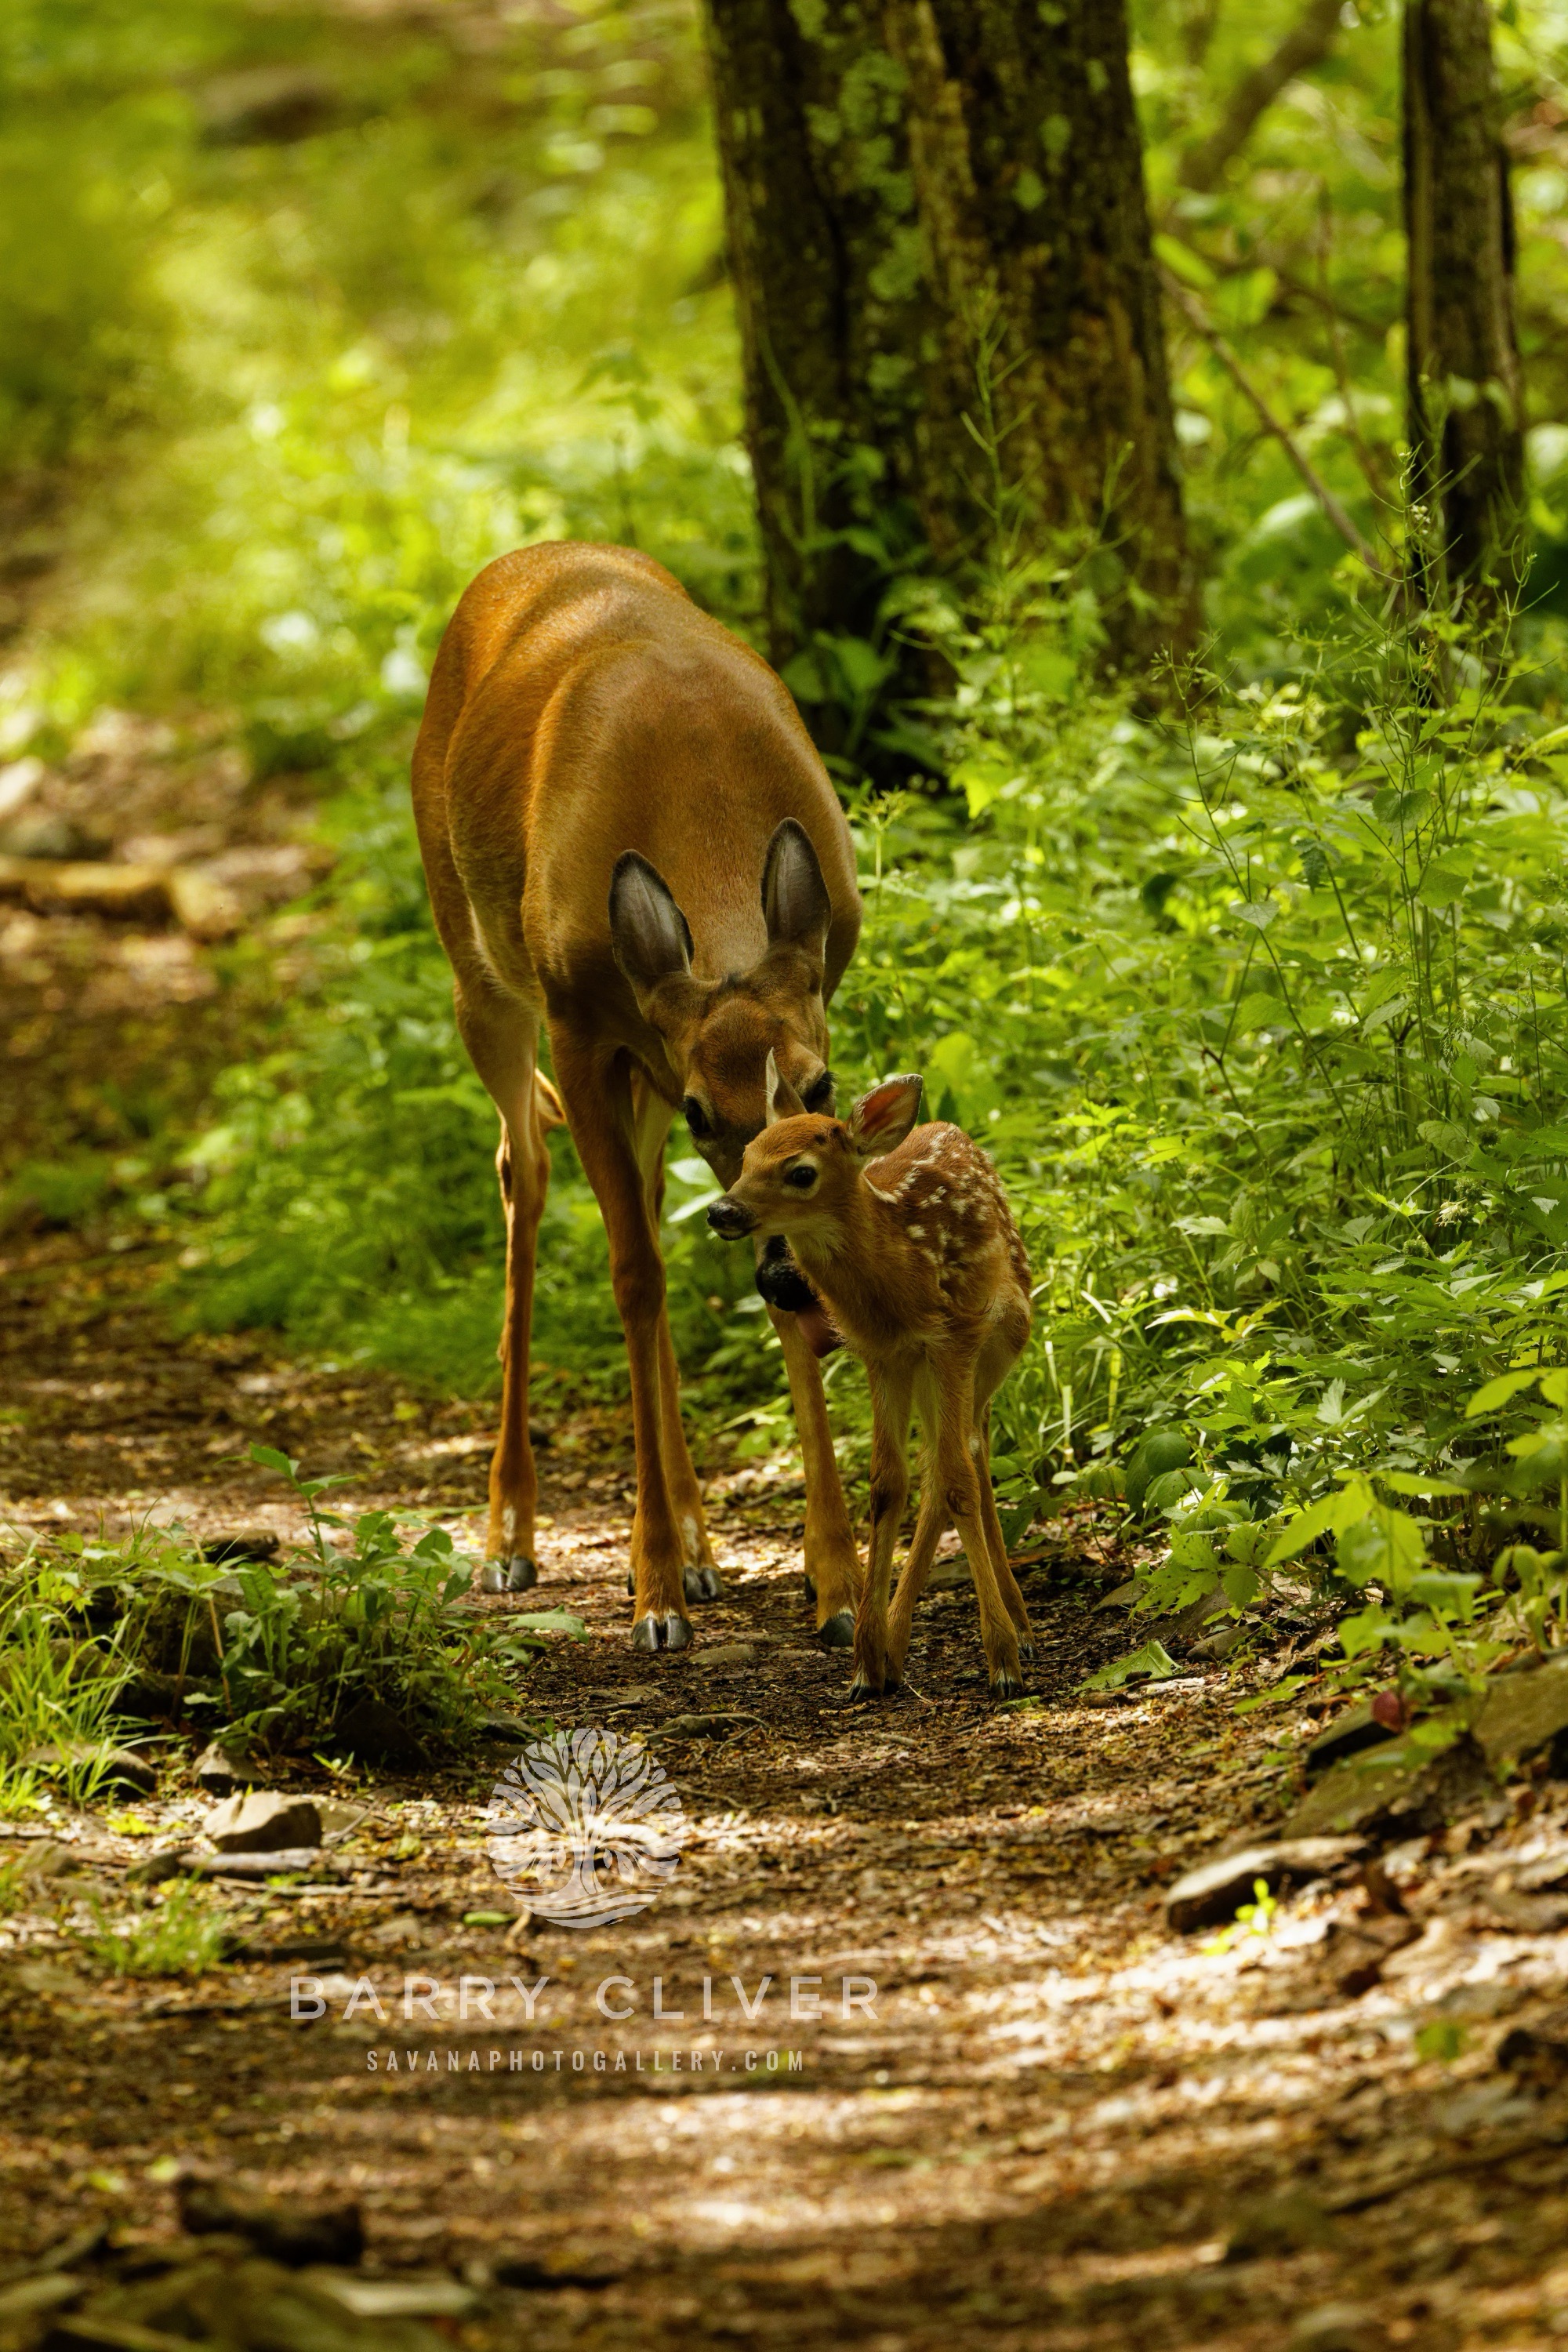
<box><xmin>683</xmin><ymin>1096</ymin><xmax>710</xmax><ymax>1138</ymax></box>
<box><xmin>803</xmin><ymin>1070</ymin><xmax>834</xmax><ymax>1111</ymax></box>
<box><xmin>784</xmin><ymin>1163</ymin><xmax>817</xmax><ymax>1191</ymax></box>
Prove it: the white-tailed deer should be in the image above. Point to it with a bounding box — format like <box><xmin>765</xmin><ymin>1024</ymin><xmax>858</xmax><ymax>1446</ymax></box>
<box><xmin>707</xmin><ymin>1062</ymin><xmax>1035</xmax><ymax>1698</ymax></box>
<box><xmin>412</xmin><ymin>543</ymin><xmax>863</xmax><ymax>1652</ymax></box>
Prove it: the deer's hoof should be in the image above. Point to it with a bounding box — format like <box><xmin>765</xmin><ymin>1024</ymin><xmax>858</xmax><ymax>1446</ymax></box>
<box><xmin>626</xmin><ymin>1570</ymin><xmax>636</xmax><ymax>1595</ymax></box>
<box><xmin>818</xmin><ymin>1609</ymin><xmax>855</xmax><ymax>1650</ymax></box>
<box><xmin>684</xmin><ymin>1563</ymin><xmax>727</xmax><ymax>1602</ymax></box>
<box><xmin>1017</xmin><ymin>1635</ymin><xmax>1036</xmax><ymax>1660</ymax></box>
<box><xmin>989</xmin><ymin>1666</ymin><xmax>1025</xmax><ymax>1700</ymax></box>
<box><xmin>632</xmin><ymin>1610</ymin><xmax>693</xmax><ymax>1653</ymax></box>
<box><xmin>480</xmin><ymin>1557</ymin><xmax>536</xmax><ymax>1595</ymax></box>
<box><xmin>802</xmin><ymin>1572</ymin><xmax>817</xmax><ymax>1603</ymax></box>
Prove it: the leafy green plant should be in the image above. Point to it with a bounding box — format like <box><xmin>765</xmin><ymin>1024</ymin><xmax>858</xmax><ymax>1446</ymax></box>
<box><xmin>0</xmin><ymin>1555</ymin><xmax>136</xmax><ymax>1817</ymax></box>
<box><xmin>1203</xmin><ymin>1878</ymin><xmax>1280</xmax><ymax>1956</ymax></box>
<box><xmin>86</xmin><ymin>1881</ymin><xmax>230</xmax><ymax>1979</ymax></box>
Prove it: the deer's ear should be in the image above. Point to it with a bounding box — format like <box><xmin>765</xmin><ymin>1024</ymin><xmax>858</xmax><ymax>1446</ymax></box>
<box><xmin>760</xmin><ymin>819</ymin><xmax>830</xmax><ymax>960</ymax></box>
<box><xmin>846</xmin><ymin>1073</ymin><xmax>924</xmax><ymax>1160</ymax></box>
<box><xmin>765</xmin><ymin>1049</ymin><xmax>806</xmax><ymax>1126</ymax></box>
<box><xmin>609</xmin><ymin>853</ymin><xmax>695</xmax><ymax>999</ymax></box>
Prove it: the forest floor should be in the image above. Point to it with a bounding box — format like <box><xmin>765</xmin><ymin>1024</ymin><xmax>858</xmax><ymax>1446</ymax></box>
<box><xmin>5</xmin><ymin>1249</ymin><xmax>1568</xmax><ymax>2352</ymax></box>
<box><xmin>6</xmin><ymin>771</ymin><xmax>1568</xmax><ymax>2352</ymax></box>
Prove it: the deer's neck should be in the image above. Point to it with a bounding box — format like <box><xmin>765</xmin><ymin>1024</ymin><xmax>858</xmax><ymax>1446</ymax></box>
<box><xmin>790</xmin><ymin>1185</ymin><xmax>914</xmax><ymax>1357</ymax></box>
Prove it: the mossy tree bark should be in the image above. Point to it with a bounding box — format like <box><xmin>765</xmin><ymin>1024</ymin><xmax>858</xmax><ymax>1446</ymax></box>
<box><xmin>702</xmin><ymin>0</ymin><xmax>1193</xmax><ymax>740</ymax></box>
<box><xmin>1403</xmin><ymin>0</ymin><xmax>1525</xmax><ymax>606</ymax></box>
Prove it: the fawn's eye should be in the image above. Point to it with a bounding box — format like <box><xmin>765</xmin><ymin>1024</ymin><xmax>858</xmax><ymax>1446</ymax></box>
<box><xmin>784</xmin><ymin>1162</ymin><xmax>817</xmax><ymax>1191</ymax></box>
<box><xmin>802</xmin><ymin>1069</ymin><xmax>834</xmax><ymax>1111</ymax></box>
<box><xmin>683</xmin><ymin>1096</ymin><xmax>710</xmax><ymax>1138</ymax></box>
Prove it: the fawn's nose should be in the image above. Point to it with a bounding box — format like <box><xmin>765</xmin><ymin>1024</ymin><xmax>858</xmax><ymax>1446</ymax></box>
<box><xmin>707</xmin><ymin>1195</ymin><xmax>757</xmax><ymax>1240</ymax></box>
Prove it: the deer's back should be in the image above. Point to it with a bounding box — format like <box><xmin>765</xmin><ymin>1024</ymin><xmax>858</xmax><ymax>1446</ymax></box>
<box><xmin>412</xmin><ymin>543</ymin><xmax>858</xmax><ymax>1017</ymax></box>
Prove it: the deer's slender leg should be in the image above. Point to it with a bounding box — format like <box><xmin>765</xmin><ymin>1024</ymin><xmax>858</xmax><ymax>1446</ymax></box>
<box><xmin>629</xmin><ymin>1069</ymin><xmax>724</xmax><ymax>1603</ymax></box>
<box><xmin>551</xmin><ymin>1028</ymin><xmax>690</xmax><ymax>1650</ymax></box>
<box><xmin>768</xmin><ymin>1307</ymin><xmax>860</xmax><ymax>1644</ymax></box>
<box><xmin>975</xmin><ymin>1399</ymin><xmax>1034</xmax><ymax>1651</ymax></box>
<box><xmin>851</xmin><ymin>1359</ymin><xmax>914</xmax><ymax>1700</ymax></box>
<box><xmin>455</xmin><ymin>986</ymin><xmax>554</xmax><ymax>1592</ymax></box>
<box><xmin>932</xmin><ymin>1355</ymin><xmax>1024</xmax><ymax>1698</ymax></box>
<box><xmin>887</xmin><ymin>1474</ymin><xmax>948</xmax><ymax>1675</ymax></box>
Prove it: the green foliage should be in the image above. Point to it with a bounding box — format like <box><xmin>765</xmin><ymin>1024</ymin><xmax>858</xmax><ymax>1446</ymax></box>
<box><xmin>86</xmin><ymin>1881</ymin><xmax>230</xmax><ymax>1980</ymax></box>
<box><xmin>0</xmin><ymin>1559</ymin><xmax>135</xmax><ymax>1817</ymax></box>
<box><xmin>28</xmin><ymin>1450</ymin><xmax>568</xmax><ymax>1756</ymax></box>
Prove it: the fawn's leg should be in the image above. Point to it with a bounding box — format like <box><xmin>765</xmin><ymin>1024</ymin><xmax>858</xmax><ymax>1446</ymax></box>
<box><xmin>886</xmin><ymin>1472</ymin><xmax>948</xmax><ymax>1676</ymax></box>
<box><xmin>630</xmin><ymin>1069</ymin><xmax>724</xmax><ymax>1604</ymax></box>
<box><xmin>851</xmin><ymin>1360</ymin><xmax>913</xmax><ymax>1700</ymax></box>
<box><xmin>769</xmin><ymin>1306</ymin><xmax>859</xmax><ymax>1646</ymax></box>
<box><xmin>456</xmin><ymin>988</ymin><xmax>555</xmax><ymax>1593</ymax></box>
<box><xmin>550</xmin><ymin>1028</ymin><xmax>691</xmax><ymax>1652</ymax></box>
<box><xmin>933</xmin><ymin>1356</ymin><xmax>1025</xmax><ymax>1698</ymax></box>
<box><xmin>975</xmin><ymin>1401</ymin><xmax>1034</xmax><ymax>1652</ymax></box>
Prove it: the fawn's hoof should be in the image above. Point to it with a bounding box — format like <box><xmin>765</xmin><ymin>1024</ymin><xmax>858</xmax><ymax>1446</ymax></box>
<box><xmin>481</xmin><ymin>1556</ymin><xmax>537</xmax><ymax>1595</ymax></box>
<box><xmin>802</xmin><ymin>1571</ymin><xmax>817</xmax><ymax>1603</ymax></box>
<box><xmin>1017</xmin><ymin>1636</ymin><xmax>1036</xmax><ymax>1660</ymax></box>
<box><xmin>989</xmin><ymin>1665</ymin><xmax>1025</xmax><ymax>1700</ymax></box>
<box><xmin>684</xmin><ymin>1563</ymin><xmax>726</xmax><ymax>1602</ymax></box>
<box><xmin>632</xmin><ymin>1610</ymin><xmax>692</xmax><ymax>1653</ymax></box>
<box><xmin>818</xmin><ymin>1609</ymin><xmax>855</xmax><ymax>1650</ymax></box>
<box><xmin>626</xmin><ymin>1570</ymin><xmax>635</xmax><ymax>1595</ymax></box>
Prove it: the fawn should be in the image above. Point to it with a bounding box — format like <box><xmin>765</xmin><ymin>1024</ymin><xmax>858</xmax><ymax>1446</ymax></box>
<box><xmin>708</xmin><ymin>1058</ymin><xmax>1035</xmax><ymax>1699</ymax></box>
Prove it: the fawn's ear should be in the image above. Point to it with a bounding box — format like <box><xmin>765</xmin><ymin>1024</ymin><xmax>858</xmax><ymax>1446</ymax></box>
<box><xmin>765</xmin><ymin>1048</ymin><xmax>806</xmax><ymax>1126</ymax></box>
<box><xmin>609</xmin><ymin>852</ymin><xmax>694</xmax><ymax>1000</ymax></box>
<box><xmin>845</xmin><ymin>1073</ymin><xmax>923</xmax><ymax>1160</ymax></box>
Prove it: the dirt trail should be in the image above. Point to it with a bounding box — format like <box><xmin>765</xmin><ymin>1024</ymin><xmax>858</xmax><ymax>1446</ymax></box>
<box><xmin>4</xmin><ymin>1258</ymin><xmax>1568</xmax><ymax>2351</ymax></box>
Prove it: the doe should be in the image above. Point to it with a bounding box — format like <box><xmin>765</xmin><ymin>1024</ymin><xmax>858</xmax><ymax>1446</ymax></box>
<box><xmin>708</xmin><ymin>1060</ymin><xmax>1035</xmax><ymax>1698</ymax></box>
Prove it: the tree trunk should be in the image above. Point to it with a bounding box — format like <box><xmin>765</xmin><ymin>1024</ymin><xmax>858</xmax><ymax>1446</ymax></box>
<box><xmin>703</xmin><ymin>0</ymin><xmax>1192</xmax><ymax>735</ymax></box>
<box><xmin>1403</xmin><ymin>0</ymin><xmax>1525</xmax><ymax>606</ymax></box>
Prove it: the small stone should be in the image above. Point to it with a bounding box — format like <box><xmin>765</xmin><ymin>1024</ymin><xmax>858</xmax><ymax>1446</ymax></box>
<box><xmin>698</xmin><ymin>1642</ymin><xmax>759</xmax><ymax>1668</ymax></box>
<box><xmin>474</xmin><ymin>1715</ymin><xmax>537</xmax><ymax>1742</ymax></box>
<box><xmin>202</xmin><ymin>1792</ymin><xmax>322</xmax><ymax>1853</ymax></box>
<box><xmin>317</xmin><ymin>1800</ymin><xmax>368</xmax><ymax>1840</ymax></box>
<box><xmin>1473</xmin><ymin>1660</ymin><xmax>1568</xmax><ymax>1765</ymax></box>
<box><xmin>200</xmin><ymin>1530</ymin><xmax>280</xmax><ymax>1565</ymax></box>
<box><xmin>1166</xmin><ymin>1837</ymin><xmax>1365</xmax><ymax>1933</ymax></box>
<box><xmin>1192</xmin><ymin>1624</ymin><xmax>1243</xmax><ymax>1661</ymax></box>
<box><xmin>193</xmin><ymin>1741</ymin><xmax>262</xmax><ymax>1796</ymax></box>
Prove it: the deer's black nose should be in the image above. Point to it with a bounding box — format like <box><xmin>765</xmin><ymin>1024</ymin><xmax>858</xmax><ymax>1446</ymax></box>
<box><xmin>707</xmin><ymin>1196</ymin><xmax>757</xmax><ymax>1240</ymax></box>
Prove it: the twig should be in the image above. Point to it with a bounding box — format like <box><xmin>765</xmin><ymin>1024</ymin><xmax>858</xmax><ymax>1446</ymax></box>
<box><xmin>1180</xmin><ymin>0</ymin><xmax>1346</xmax><ymax>192</ymax></box>
<box><xmin>1160</xmin><ymin>270</ymin><xmax>1385</xmax><ymax>577</ymax></box>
